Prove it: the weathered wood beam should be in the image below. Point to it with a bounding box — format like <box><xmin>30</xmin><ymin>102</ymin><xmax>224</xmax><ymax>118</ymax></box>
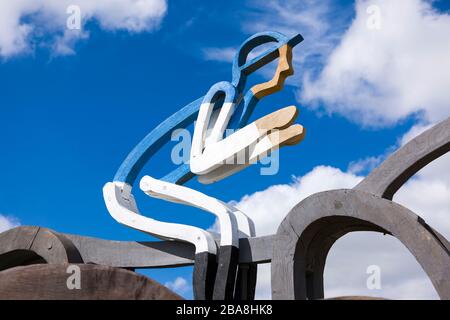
<box><xmin>64</xmin><ymin>233</ymin><xmax>275</xmax><ymax>268</ymax></box>
<box><xmin>0</xmin><ymin>226</ymin><xmax>274</xmax><ymax>270</ymax></box>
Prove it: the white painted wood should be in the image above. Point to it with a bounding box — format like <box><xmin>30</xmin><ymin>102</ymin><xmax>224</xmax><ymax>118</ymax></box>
<box><xmin>198</xmin><ymin>164</ymin><xmax>248</xmax><ymax>185</ymax></box>
<box><xmin>229</xmin><ymin>207</ymin><xmax>255</xmax><ymax>238</ymax></box>
<box><xmin>103</xmin><ymin>182</ymin><xmax>217</xmax><ymax>254</ymax></box>
<box><xmin>140</xmin><ymin>176</ymin><xmax>240</xmax><ymax>247</ymax></box>
<box><xmin>191</xmin><ymin>102</ymin><xmax>214</xmax><ymax>157</ymax></box>
<box><xmin>208</xmin><ymin>102</ymin><xmax>235</xmax><ymax>144</ymax></box>
<box><xmin>191</xmin><ymin>123</ymin><xmax>259</xmax><ymax>175</ymax></box>
<box><xmin>190</xmin><ymin>106</ymin><xmax>299</xmax><ymax>176</ymax></box>
<box><xmin>198</xmin><ymin>125</ymin><xmax>305</xmax><ymax>184</ymax></box>
<box><xmin>204</xmin><ymin>108</ymin><xmax>221</xmax><ymax>146</ymax></box>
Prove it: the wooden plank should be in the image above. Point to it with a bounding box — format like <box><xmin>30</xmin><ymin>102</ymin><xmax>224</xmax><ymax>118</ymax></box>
<box><xmin>0</xmin><ymin>227</ymin><xmax>273</xmax><ymax>269</ymax></box>
<box><xmin>65</xmin><ymin>233</ymin><xmax>274</xmax><ymax>268</ymax></box>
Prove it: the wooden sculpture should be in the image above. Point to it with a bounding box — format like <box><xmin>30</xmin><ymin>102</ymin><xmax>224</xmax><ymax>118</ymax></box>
<box><xmin>103</xmin><ymin>31</ymin><xmax>305</xmax><ymax>300</ymax></box>
<box><xmin>1</xmin><ymin>32</ymin><xmax>448</xmax><ymax>301</ymax></box>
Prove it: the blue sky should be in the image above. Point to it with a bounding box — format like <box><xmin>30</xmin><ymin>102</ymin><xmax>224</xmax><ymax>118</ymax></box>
<box><xmin>1</xmin><ymin>0</ymin><xmax>450</xmax><ymax>299</ymax></box>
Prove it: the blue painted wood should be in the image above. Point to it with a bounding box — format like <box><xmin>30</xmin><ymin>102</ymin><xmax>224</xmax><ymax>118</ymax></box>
<box><xmin>161</xmin><ymin>164</ymin><xmax>192</xmax><ymax>185</ymax></box>
<box><xmin>113</xmin><ymin>31</ymin><xmax>304</xmax><ymax>186</ymax></box>
<box><xmin>114</xmin><ymin>97</ymin><xmax>203</xmax><ymax>185</ymax></box>
<box><xmin>228</xmin><ymin>91</ymin><xmax>259</xmax><ymax>131</ymax></box>
<box><xmin>203</xmin><ymin>81</ymin><xmax>237</xmax><ymax>104</ymax></box>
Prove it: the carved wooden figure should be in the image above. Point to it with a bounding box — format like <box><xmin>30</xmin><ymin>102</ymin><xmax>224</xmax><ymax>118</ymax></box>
<box><xmin>102</xmin><ymin>31</ymin><xmax>305</xmax><ymax>300</ymax></box>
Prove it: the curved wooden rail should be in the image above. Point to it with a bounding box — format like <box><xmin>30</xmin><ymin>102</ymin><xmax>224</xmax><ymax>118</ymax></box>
<box><xmin>271</xmin><ymin>189</ymin><xmax>450</xmax><ymax>300</ymax></box>
<box><xmin>355</xmin><ymin>117</ymin><xmax>450</xmax><ymax>200</ymax></box>
<box><xmin>0</xmin><ymin>226</ymin><xmax>83</xmax><ymax>271</ymax></box>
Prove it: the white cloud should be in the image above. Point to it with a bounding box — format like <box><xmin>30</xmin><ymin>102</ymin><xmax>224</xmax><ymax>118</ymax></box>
<box><xmin>301</xmin><ymin>0</ymin><xmax>450</xmax><ymax>126</ymax></box>
<box><xmin>348</xmin><ymin>155</ymin><xmax>384</xmax><ymax>175</ymax></box>
<box><xmin>203</xmin><ymin>47</ymin><xmax>236</xmax><ymax>63</ymax></box>
<box><xmin>0</xmin><ymin>214</ymin><xmax>20</xmax><ymax>233</ymax></box>
<box><xmin>233</xmin><ymin>166</ymin><xmax>362</xmax><ymax>236</ymax></box>
<box><xmin>324</xmin><ymin>232</ymin><xmax>439</xmax><ymax>299</ymax></box>
<box><xmin>164</xmin><ymin>276</ymin><xmax>190</xmax><ymax>295</ymax></box>
<box><xmin>207</xmin><ymin>166</ymin><xmax>362</xmax><ymax>299</ymax></box>
<box><xmin>203</xmin><ymin>0</ymin><xmax>344</xmax><ymax>81</ymax></box>
<box><xmin>232</xmin><ymin>166</ymin><xmax>363</xmax><ymax>299</ymax></box>
<box><xmin>0</xmin><ymin>0</ymin><xmax>167</xmax><ymax>58</ymax></box>
<box><xmin>243</xmin><ymin>0</ymin><xmax>343</xmax><ymax>69</ymax></box>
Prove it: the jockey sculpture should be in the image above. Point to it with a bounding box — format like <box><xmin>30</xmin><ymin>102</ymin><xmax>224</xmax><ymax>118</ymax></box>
<box><xmin>103</xmin><ymin>31</ymin><xmax>305</xmax><ymax>300</ymax></box>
